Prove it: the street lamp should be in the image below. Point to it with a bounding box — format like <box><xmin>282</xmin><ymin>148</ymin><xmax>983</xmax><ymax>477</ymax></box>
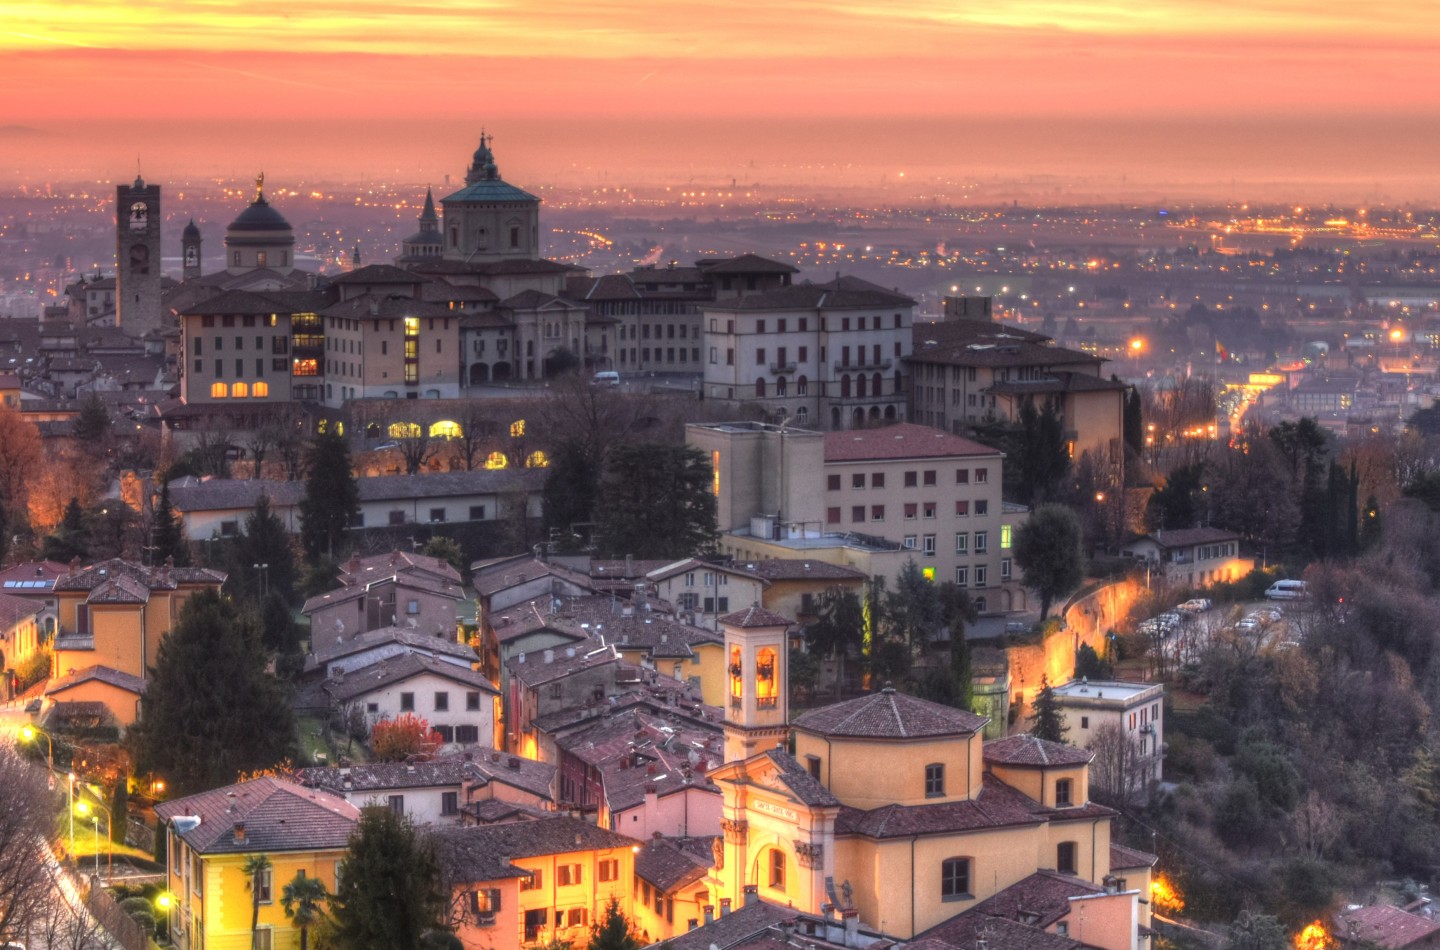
<box><xmin>75</xmin><ymin>799</ymin><xmax>113</xmax><ymax>880</ymax></box>
<box><xmin>156</xmin><ymin>892</ymin><xmax>175</xmax><ymax>944</ymax></box>
<box><xmin>20</xmin><ymin>723</ymin><xmax>53</xmax><ymax>769</ymax></box>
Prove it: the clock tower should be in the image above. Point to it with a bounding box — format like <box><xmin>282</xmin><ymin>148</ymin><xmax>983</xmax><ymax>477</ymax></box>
<box><xmin>181</xmin><ymin>219</ymin><xmax>203</xmax><ymax>281</ymax></box>
<box><xmin>720</xmin><ymin>604</ymin><xmax>792</xmax><ymax>764</ymax></box>
<box><xmin>116</xmin><ymin>176</ymin><xmax>163</xmax><ymax>336</ymax></box>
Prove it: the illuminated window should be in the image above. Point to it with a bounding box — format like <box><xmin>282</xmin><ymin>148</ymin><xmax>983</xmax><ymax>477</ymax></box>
<box><xmin>922</xmin><ymin>566</ymin><xmax>936</xmax><ymax>582</ymax></box>
<box><xmin>210</xmin><ymin>382</ymin><xmax>228</xmax><ymax>398</ymax></box>
<box><xmin>388</xmin><ymin>422</ymin><xmax>422</xmax><ymax>439</ymax></box>
<box><xmin>510</xmin><ymin>419</ymin><xmax>525</xmax><ymax>438</ymax></box>
<box><xmin>404</xmin><ymin>317</ymin><xmax>419</xmax><ymax>337</ymax></box>
<box><xmin>430</xmin><ymin>420</ymin><xmax>462</xmax><ymax>439</ymax></box>
<box><xmin>1001</xmin><ymin>525</ymin><xmax>1013</xmax><ymax>549</ymax></box>
<box><xmin>711</xmin><ymin>451</ymin><xmax>721</xmax><ymax>496</ymax></box>
<box><xmin>769</xmin><ymin>849</ymin><xmax>786</xmax><ymax>890</ymax></box>
<box><xmin>232</xmin><ymin>382</ymin><xmax>249</xmax><ymax>398</ymax></box>
<box><xmin>525</xmin><ymin>451</ymin><xmax>549</xmax><ymax>468</ymax></box>
<box><xmin>484</xmin><ymin>452</ymin><xmax>508</xmax><ymax>470</ymax></box>
<box><xmin>292</xmin><ymin>358</ymin><xmax>318</xmax><ymax>377</ymax></box>
<box><xmin>755</xmin><ymin>648</ymin><xmax>777</xmax><ymax>708</ymax></box>
<box><xmin>252</xmin><ymin>381</ymin><xmax>269</xmax><ymax>398</ymax></box>
<box><xmin>729</xmin><ymin>646</ymin><xmax>743</xmax><ymax>700</ymax></box>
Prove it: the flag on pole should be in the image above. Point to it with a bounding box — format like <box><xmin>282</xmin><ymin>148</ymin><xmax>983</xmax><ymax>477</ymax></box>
<box><xmin>1216</xmin><ymin>340</ymin><xmax>1229</xmax><ymax>362</ymax></box>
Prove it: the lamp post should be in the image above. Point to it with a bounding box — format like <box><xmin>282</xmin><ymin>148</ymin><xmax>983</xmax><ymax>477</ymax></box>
<box><xmin>156</xmin><ymin>892</ymin><xmax>175</xmax><ymax>945</ymax></box>
<box><xmin>21</xmin><ymin>725</ymin><xmax>73</xmax><ymax>853</ymax></box>
<box><xmin>76</xmin><ymin>799</ymin><xmax>113</xmax><ymax>880</ymax></box>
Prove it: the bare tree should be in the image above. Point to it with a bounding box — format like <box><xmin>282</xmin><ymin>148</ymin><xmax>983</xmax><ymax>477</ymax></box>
<box><xmin>0</xmin><ymin>744</ymin><xmax>58</xmax><ymax>944</ymax></box>
<box><xmin>1086</xmin><ymin>721</ymin><xmax>1152</xmax><ymax>806</ymax></box>
<box><xmin>273</xmin><ymin>404</ymin><xmax>309</xmax><ymax>481</ymax></box>
<box><xmin>191</xmin><ymin>418</ymin><xmax>235</xmax><ymax>479</ymax></box>
<box><xmin>0</xmin><ymin>407</ymin><xmax>43</xmax><ymax>521</ymax></box>
<box><xmin>27</xmin><ymin>887</ymin><xmax>109</xmax><ymax>950</ymax></box>
<box><xmin>1289</xmin><ymin>790</ymin><xmax>1342</xmax><ymax>859</ymax></box>
<box><xmin>244</xmin><ymin>419</ymin><xmax>280</xmax><ymax>481</ymax></box>
<box><xmin>451</xmin><ymin>402</ymin><xmax>505</xmax><ymax>472</ymax></box>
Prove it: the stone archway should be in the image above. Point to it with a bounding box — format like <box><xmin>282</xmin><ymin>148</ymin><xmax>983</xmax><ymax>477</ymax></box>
<box><xmin>469</xmin><ymin>362</ymin><xmax>491</xmax><ymax>385</ymax></box>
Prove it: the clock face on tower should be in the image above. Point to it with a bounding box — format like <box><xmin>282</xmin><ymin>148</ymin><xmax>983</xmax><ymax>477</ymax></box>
<box><xmin>184</xmin><ymin>247</ymin><xmax>198</xmax><ymax>266</ymax></box>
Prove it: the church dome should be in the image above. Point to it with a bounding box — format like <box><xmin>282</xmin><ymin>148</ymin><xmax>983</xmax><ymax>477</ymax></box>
<box><xmin>182</xmin><ymin>218</ymin><xmax>201</xmax><ymax>239</ymax></box>
<box><xmin>228</xmin><ymin>196</ymin><xmax>291</xmax><ymax>233</ymax></box>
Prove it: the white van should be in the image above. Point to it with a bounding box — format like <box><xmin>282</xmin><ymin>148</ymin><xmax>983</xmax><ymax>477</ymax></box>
<box><xmin>1264</xmin><ymin>579</ymin><xmax>1307</xmax><ymax>600</ymax></box>
<box><xmin>592</xmin><ymin>371</ymin><xmax>620</xmax><ymax>387</ymax></box>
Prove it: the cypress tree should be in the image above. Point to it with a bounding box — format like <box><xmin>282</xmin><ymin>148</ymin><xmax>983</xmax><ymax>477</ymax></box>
<box><xmin>299</xmin><ymin>430</ymin><xmax>358</xmax><ymax>561</ymax></box>
<box><xmin>331</xmin><ymin>807</ymin><xmax>446</xmax><ymax>950</ymax></box>
<box><xmin>1027</xmin><ymin>674</ymin><xmax>1069</xmax><ymax>743</ymax></box>
<box><xmin>152</xmin><ymin>479</ymin><xmax>190</xmax><ymax>566</ymax></box>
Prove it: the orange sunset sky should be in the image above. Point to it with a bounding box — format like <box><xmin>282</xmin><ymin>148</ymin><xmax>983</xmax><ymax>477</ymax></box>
<box><xmin>2</xmin><ymin>1</ymin><xmax>1439</xmax><ymax>196</ymax></box>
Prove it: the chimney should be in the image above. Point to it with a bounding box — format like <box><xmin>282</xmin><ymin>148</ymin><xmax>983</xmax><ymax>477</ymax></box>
<box><xmin>842</xmin><ymin>909</ymin><xmax>859</xmax><ymax>946</ymax></box>
<box><xmin>743</xmin><ymin>885</ymin><xmax>759</xmax><ymax>907</ymax></box>
<box><xmin>720</xmin><ymin>898</ymin><xmax>732</xmax><ymax>917</ymax></box>
<box><xmin>544</xmin><ymin>649</ymin><xmax>555</xmax><ymax>664</ymax></box>
<box><xmin>507</xmin><ymin>756</ymin><xmax>521</xmax><ymax>770</ymax></box>
<box><xmin>703</xmin><ymin>905</ymin><xmax>715</xmax><ymax>925</ymax></box>
<box><xmin>346</xmin><ymin>552</ymin><xmax>361</xmax><ymax>574</ymax></box>
<box><xmin>233</xmin><ymin>821</ymin><xmax>246</xmax><ymax>842</ymax></box>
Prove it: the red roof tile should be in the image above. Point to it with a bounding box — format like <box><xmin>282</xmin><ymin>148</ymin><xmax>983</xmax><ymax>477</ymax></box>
<box><xmin>823</xmin><ymin>424</ymin><xmax>1000</xmax><ymax>463</ymax></box>
<box><xmin>793</xmin><ymin>687</ymin><xmax>987</xmax><ymax>739</ymax></box>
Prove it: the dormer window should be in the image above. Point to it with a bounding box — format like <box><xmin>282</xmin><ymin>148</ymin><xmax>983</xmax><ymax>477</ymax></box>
<box><xmin>1055</xmin><ymin>778</ymin><xmax>1073</xmax><ymax>807</ymax></box>
<box><xmin>925</xmin><ymin>763</ymin><xmax>945</xmax><ymax>798</ymax></box>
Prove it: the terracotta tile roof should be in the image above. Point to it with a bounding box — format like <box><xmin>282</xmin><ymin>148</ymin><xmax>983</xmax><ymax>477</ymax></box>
<box><xmin>662</xmin><ymin>900</ymin><xmax>802</xmax><ymax>950</ymax></box>
<box><xmin>86</xmin><ymin>574</ymin><xmax>154</xmax><ymax>605</ymax></box>
<box><xmin>322</xmin><ymin>652</ymin><xmax>497</xmax><ymax>703</ymax></box>
<box><xmin>1129</xmin><ymin>527</ymin><xmax>1242</xmax><ymax>549</ymax></box>
<box><xmin>1334</xmin><ymin>905</ymin><xmax>1440</xmax><ymax>950</ymax></box>
<box><xmin>696</xmin><ymin>254</ymin><xmax>798</xmax><ymax>276</ymax></box>
<box><xmin>987</xmin><ymin>370</ymin><xmax>1128</xmax><ymax>396</ymax></box>
<box><xmin>462</xmin><ymin>798</ymin><xmax>553</xmax><ymax>824</ymax></box>
<box><xmin>465</xmin><ymin>751</ymin><xmax>557</xmax><ymax>800</ymax></box>
<box><xmin>321</xmin><ymin>293</ymin><xmax>454</xmax><ymax>321</ymax></box>
<box><xmin>436</xmin><ymin>829</ymin><xmax>530</xmax><ymax>885</ymax></box>
<box><xmin>762</xmin><ymin>749</ymin><xmax>840</xmax><ymax>807</ymax></box>
<box><xmin>706</xmin><ymin>276</ymin><xmax>912</xmax><ymax>312</ymax></box>
<box><xmin>506</xmin><ymin>642</ymin><xmax>622</xmax><ymax>688</ymax></box>
<box><xmin>719</xmin><ymin>604</ymin><xmax>791</xmax><ymax>629</ymax></box>
<box><xmin>341</xmin><ymin>550</ymin><xmax>462</xmax><ymax>586</ymax></box>
<box><xmin>634</xmin><ymin>836</ymin><xmax>715</xmax><ymax>892</ymax></box>
<box><xmin>0</xmin><ymin>590</ymin><xmax>40</xmax><ymax>627</ymax></box>
<box><xmin>793</xmin><ymin>687</ymin><xmax>987</xmax><ymax>739</ymax></box>
<box><xmin>834</xmin><ymin>774</ymin><xmax>1046</xmax><ymax>839</ymax></box>
<box><xmin>435</xmin><ymin>815</ymin><xmax>637</xmax><ymax>865</ymax></box>
<box><xmin>983</xmin><ymin>735</ymin><xmax>1094</xmax><ymax>768</ymax></box>
<box><xmin>301</xmin><ymin>572</ymin><xmax>464</xmax><ymax>615</ymax></box>
<box><xmin>155</xmin><ymin>777</ymin><xmax>359</xmax><ymax>855</ymax></box>
<box><xmin>501</xmin><ymin>289</ymin><xmax>574</xmax><ymax>311</ymax></box>
<box><xmin>1109</xmin><ymin>843</ymin><xmax>1159</xmax><ymax>871</ymax></box>
<box><xmin>966</xmin><ymin>870</ymin><xmax>1103</xmax><ymax>929</ymax></box>
<box><xmin>915</xmin><ymin>914</ymin><xmax>1081</xmax><ymax>950</ymax></box>
<box><xmin>294</xmin><ymin>754</ymin><xmax>491</xmax><ymax>793</ymax></box>
<box><xmin>306</xmin><ymin>626</ymin><xmax>478</xmax><ymax>670</ymax></box>
<box><xmin>45</xmin><ymin>665</ymin><xmax>146</xmax><ymax>696</ymax></box>
<box><xmin>823</xmin><ymin>424</ymin><xmax>1000</xmax><ymax>463</ymax></box>
<box><xmin>330</xmin><ymin>264</ymin><xmax>426</xmax><ymax>285</ymax></box>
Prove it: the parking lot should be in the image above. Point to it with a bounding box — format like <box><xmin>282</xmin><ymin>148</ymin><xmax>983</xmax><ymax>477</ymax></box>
<box><xmin>1136</xmin><ymin>597</ymin><xmax>1308</xmax><ymax>670</ymax></box>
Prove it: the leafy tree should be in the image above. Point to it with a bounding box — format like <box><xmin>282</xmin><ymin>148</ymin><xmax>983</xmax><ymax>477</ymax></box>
<box><xmin>244</xmin><ymin>854</ymin><xmax>272</xmax><ymax>950</ymax></box>
<box><xmin>1146</xmin><ymin>462</ymin><xmax>1205</xmax><ymax>530</ymax></box>
<box><xmin>1012</xmin><ymin>504</ymin><xmax>1085</xmax><ymax>619</ymax></box>
<box><xmin>1028</xmin><ymin>674</ymin><xmax>1068</xmax><ymax>743</ymax></box>
<box><xmin>299</xmin><ymin>431</ymin><xmax>359</xmax><ymax>560</ymax></box>
<box><xmin>1014</xmin><ymin>398</ymin><xmax>1070</xmax><ymax>506</ymax></box>
<box><xmin>281</xmin><ymin>870</ymin><xmax>329</xmax><ymax>950</ymax></box>
<box><xmin>151</xmin><ymin>479</ymin><xmax>190</xmax><ymax>567</ymax></box>
<box><xmin>72</xmin><ymin>393</ymin><xmax>111</xmax><ymax>445</ymax></box>
<box><xmin>331</xmin><ymin>806</ymin><xmax>446</xmax><ymax>950</ymax></box>
<box><xmin>1075</xmin><ymin>643</ymin><xmax>1111</xmax><ymax>680</ymax></box>
<box><xmin>587</xmin><ymin>897</ymin><xmax>642</xmax><ymax>950</ymax></box>
<box><xmin>371</xmin><ymin>713</ymin><xmax>443</xmax><ymax>762</ymax></box>
<box><xmin>260</xmin><ymin>591</ymin><xmax>301</xmax><ymax>657</ymax></box>
<box><xmin>128</xmin><ymin>589</ymin><xmax>297</xmax><ymax>795</ymax></box>
<box><xmin>42</xmin><ymin>498</ymin><xmax>91</xmax><ymax>563</ymax></box>
<box><xmin>422</xmin><ymin>536</ymin><xmax>464</xmax><ymax>574</ymax></box>
<box><xmin>231</xmin><ymin>495</ymin><xmax>298</xmax><ymax>605</ymax></box>
<box><xmin>882</xmin><ymin>560</ymin><xmax>946</xmax><ymax>657</ymax></box>
<box><xmin>109</xmin><ymin>776</ymin><xmax>128</xmax><ymax>844</ymax></box>
<box><xmin>788</xmin><ymin>648</ymin><xmax>820</xmax><ymax>704</ymax></box>
<box><xmin>594</xmin><ymin>443</ymin><xmax>717</xmax><ymax>559</ymax></box>
<box><xmin>806</xmin><ymin>588</ymin><xmax>867</xmax><ymax>699</ymax></box>
<box><xmin>1122</xmin><ymin>383</ymin><xmax>1144</xmax><ymax>456</ymax></box>
<box><xmin>542</xmin><ymin>439</ymin><xmax>601</xmax><ymax>552</ymax></box>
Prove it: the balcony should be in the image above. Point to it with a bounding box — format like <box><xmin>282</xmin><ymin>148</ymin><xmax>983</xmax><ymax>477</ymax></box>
<box><xmin>768</xmin><ymin>362</ymin><xmax>798</xmax><ymax>374</ymax></box>
<box><xmin>838</xmin><ymin>358</ymin><xmax>893</xmax><ymax>372</ymax></box>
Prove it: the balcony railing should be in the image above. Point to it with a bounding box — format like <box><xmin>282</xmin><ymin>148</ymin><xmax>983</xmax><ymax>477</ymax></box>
<box><xmin>837</xmin><ymin>358</ymin><xmax>894</xmax><ymax>372</ymax></box>
<box><xmin>768</xmin><ymin>362</ymin><xmax>798</xmax><ymax>374</ymax></box>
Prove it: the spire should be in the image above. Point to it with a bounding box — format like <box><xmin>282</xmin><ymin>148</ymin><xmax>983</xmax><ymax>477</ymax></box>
<box><xmin>465</xmin><ymin>130</ymin><xmax>500</xmax><ymax>184</ymax></box>
<box><xmin>420</xmin><ymin>187</ymin><xmax>437</xmax><ymax>222</ymax></box>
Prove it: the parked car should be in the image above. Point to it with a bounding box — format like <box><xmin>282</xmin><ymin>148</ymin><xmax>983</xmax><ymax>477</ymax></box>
<box><xmin>1265</xmin><ymin>579</ymin><xmax>1308</xmax><ymax>600</ymax></box>
<box><xmin>1236</xmin><ymin>615</ymin><xmax>1261</xmax><ymax>633</ymax></box>
<box><xmin>1178</xmin><ymin>599</ymin><xmax>1213</xmax><ymax>614</ymax></box>
<box><xmin>593</xmin><ymin>370</ymin><xmax>621</xmax><ymax>386</ymax></box>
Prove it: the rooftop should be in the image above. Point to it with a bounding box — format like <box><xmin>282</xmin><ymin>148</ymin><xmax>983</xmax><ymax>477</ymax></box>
<box><xmin>823</xmin><ymin>423</ymin><xmax>1000</xmax><ymax>463</ymax></box>
<box><xmin>983</xmin><ymin>734</ymin><xmax>1094</xmax><ymax>768</ymax></box>
<box><xmin>793</xmin><ymin>687</ymin><xmax>987</xmax><ymax>740</ymax></box>
<box><xmin>155</xmin><ymin>777</ymin><xmax>358</xmax><ymax>855</ymax></box>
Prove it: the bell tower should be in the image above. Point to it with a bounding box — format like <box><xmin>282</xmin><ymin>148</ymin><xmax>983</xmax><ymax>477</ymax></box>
<box><xmin>181</xmin><ymin>219</ymin><xmax>202</xmax><ymax>280</ymax></box>
<box><xmin>116</xmin><ymin>175</ymin><xmax>163</xmax><ymax>336</ymax></box>
<box><xmin>720</xmin><ymin>605</ymin><xmax>791</xmax><ymax>763</ymax></box>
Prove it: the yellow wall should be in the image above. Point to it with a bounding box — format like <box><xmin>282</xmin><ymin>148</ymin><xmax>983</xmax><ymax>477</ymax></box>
<box><xmin>450</xmin><ymin>878</ymin><xmax>521</xmax><ymax>950</ymax></box>
<box><xmin>986</xmin><ymin>763</ymin><xmax>1089</xmax><ymax>811</ymax></box>
<box><xmin>506</xmin><ymin>845</ymin><xmax>635</xmax><ymax>950</ymax></box>
<box><xmin>170</xmin><ymin>840</ymin><xmax>345</xmax><ymax>950</ymax></box>
<box><xmin>56</xmin><ymin>584</ymin><xmax>213</xmax><ymax>682</ymax></box>
<box><xmin>46</xmin><ymin>680</ymin><xmax>142</xmax><ymax>728</ymax></box>
<box><xmin>691</xmin><ymin>642</ymin><xmax>726</xmax><ymax>707</ymax></box>
<box><xmin>793</xmin><ymin>732</ymin><xmax>982</xmax><ymax>809</ymax></box>
<box><xmin>630</xmin><ymin>876</ymin><xmax>710</xmax><ymax>944</ymax></box>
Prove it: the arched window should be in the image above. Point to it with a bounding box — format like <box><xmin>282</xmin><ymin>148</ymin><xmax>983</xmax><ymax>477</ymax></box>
<box><xmin>856</xmin><ymin>375</ymin><xmax>867</xmax><ymax>398</ymax></box>
<box><xmin>796</xmin><ymin>375</ymin><xmax>808</xmax><ymax>396</ymax></box>
<box><xmin>775</xmin><ymin>376</ymin><xmax>787</xmax><ymax>396</ymax></box>
<box><xmin>796</xmin><ymin>407</ymin><xmax>808</xmax><ymax>423</ymax></box>
<box><xmin>484</xmin><ymin>451</ymin><xmax>508</xmax><ymax>470</ymax></box>
<box><xmin>365</xmin><ymin>422</ymin><xmax>381</xmax><ymax>438</ymax></box>
<box><xmin>755</xmin><ymin>378</ymin><xmax>767</xmax><ymax>398</ymax></box>
<box><xmin>232</xmin><ymin>382</ymin><xmax>248</xmax><ymax>398</ymax></box>
<box><xmin>755</xmin><ymin>648</ymin><xmax>777</xmax><ymax>708</ymax></box>
<box><xmin>872</xmin><ymin>373</ymin><xmax>882</xmax><ymax>395</ymax></box>
<box><xmin>252</xmin><ymin>381</ymin><xmax>269</xmax><ymax>398</ymax></box>
<box><xmin>526</xmin><ymin>451</ymin><xmax>550</xmax><ymax>468</ymax></box>
<box><xmin>210</xmin><ymin>382</ymin><xmax>228</xmax><ymax>399</ymax></box>
<box><xmin>768</xmin><ymin>849</ymin><xmax>786</xmax><ymax>890</ymax></box>
<box><xmin>510</xmin><ymin>419</ymin><xmax>525</xmax><ymax>438</ymax></box>
<box><xmin>840</xmin><ymin>375</ymin><xmax>851</xmax><ymax>398</ymax></box>
<box><xmin>430</xmin><ymin>420</ymin><xmax>462</xmax><ymax>439</ymax></box>
<box><xmin>729</xmin><ymin>645</ymin><xmax>743</xmax><ymax>700</ymax></box>
<box><xmin>941</xmin><ymin>858</ymin><xmax>972</xmax><ymax>901</ymax></box>
<box><xmin>388</xmin><ymin>422</ymin><xmax>421</xmax><ymax>439</ymax></box>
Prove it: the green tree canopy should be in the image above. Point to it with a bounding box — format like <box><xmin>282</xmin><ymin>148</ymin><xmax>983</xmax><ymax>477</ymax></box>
<box><xmin>127</xmin><ymin>589</ymin><xmax>296</xmax><ymax>795</ymax></box>
<box><xmin>42</xmin><ymin>497</ymin><xmax>91</xmax><ymax>564</ymax></box>
<box><xmin>587</xmin><ymin>897</ymin><xmax>642</xmax><ymax>950</ymax></box>
<box><xmin>594</xmin><ymin>443</ymin><xmax>718</xmax><ymax>559</ymax></box>
<box><xmin>542</xmin><ymin>439</ymin><xmax>601</xmax><ymax>552</ymax></box>
<box><xmin>151</xmin><ymin>479</ymin><xmax>190</xmax><ymax>567</ymax></box>
<box><xmin>806</xmin><ymin>587</ymin><xmax>867</xmax><ymax>699</ymax></box>
<box><xmin>281</xmin><ymin>871</ymin><xmax>329</xmax><ymax>950</ymax></box>
<box><xmin>1028</xmin><ymin>673</ymin><xmax>1068</xmax><ymax>743</ymax></box>
<box><xmin>299</xmin><ymin>430</ymin><xmax>359</xmax><ymax>560</ymax></box>
<box><xmin>1013</xmin><ymin>504</ymin><xmax>1086</xmax><ymax>619</ymax></box>
<box><xmin>331</xmin><ymin>807</ymin><xmax>446</xmax><ymax>950</ymax></box>
<box><xmin>231</xmin><ymin>495</ymin><xmax>298</xmax><ymax>605</ymax></box>
<box><xmin>72</xmin><ymin>393</ymin><xmax>111</xmax><ymax>445</ymax></box>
